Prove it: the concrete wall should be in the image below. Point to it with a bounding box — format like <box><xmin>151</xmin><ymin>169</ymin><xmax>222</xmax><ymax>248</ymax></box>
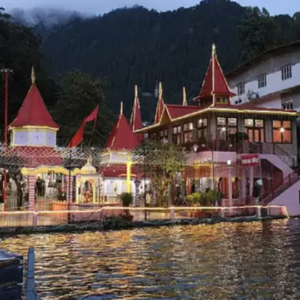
<box><xmin>228</xmin><ymin>47</ymin><xmax>300</xmax><ymax>107</ymax></box>
<box><xmin>270</xmin><ymin>180</ymin><xmax>300</xmax><ymax>217</ymax></box>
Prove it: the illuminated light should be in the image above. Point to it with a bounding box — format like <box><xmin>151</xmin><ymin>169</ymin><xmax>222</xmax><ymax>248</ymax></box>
<box><xmin>280</xmin><ymin>127</ymin><xmax>285</xmax><ymax>133</ymax></box>
<box><xmin>221</xmin><ymin>127</ymin><xmax>226</xmax><ymax>132</ymax></box>
<box><xmin>227</xmin><ymin>160</ymin><xmax>231</xmax><ymax>165</ymax></box>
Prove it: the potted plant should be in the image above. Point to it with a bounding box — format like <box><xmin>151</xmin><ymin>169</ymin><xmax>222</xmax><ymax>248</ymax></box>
<box><xmin>120</xmin><ymin>192</ymin><xmax>134</xmax><ymax>221</ymax></box>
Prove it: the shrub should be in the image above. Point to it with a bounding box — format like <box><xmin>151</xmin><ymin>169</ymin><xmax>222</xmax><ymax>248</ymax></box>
<box><xmin>120</xmin><ymin>192</ymin><xmax>133</xmax><ymax>207</ymax></box>
<box><xmin>192</xmin><ymin>192</ymin><xmax>201</xmax><ymax>204</ymax></box>
<box><xmin>186</xmin><ymin>195</ymin><xmax>194</xmax><ymax>204</ymax></box>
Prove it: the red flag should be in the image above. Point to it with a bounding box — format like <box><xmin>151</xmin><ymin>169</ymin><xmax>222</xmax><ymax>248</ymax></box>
<box><xmin>67</xmin><ymin>123</ymin><xmax>85</xmax><ymax>147</ymax></box>
<box><xmin>67</xmin><ymin>106</ymin><xmax>99</xmax><ymax>147</ymax></box>
<box><xmin>84</xmin><ymin>105</ymin><xmax>98</xmax><ymax>124</ymax></box>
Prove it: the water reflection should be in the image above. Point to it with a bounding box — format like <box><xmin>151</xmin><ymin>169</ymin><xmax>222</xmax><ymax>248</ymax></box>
<box><xmin>2</xmin><ymin>219</ymin><xmax>300</xmax><ymax>299</ymax></box>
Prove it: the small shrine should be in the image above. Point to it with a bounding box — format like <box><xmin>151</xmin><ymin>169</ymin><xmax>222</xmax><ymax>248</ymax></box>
<box><xmin>99</xmin><ymin>91</ymin><xmax>145</xmax><ymax>203</ymax></box>
<box><xmin>75</xmin><ymin>156</ymin><xmax>101</xmax><ymax>203</ymax></box>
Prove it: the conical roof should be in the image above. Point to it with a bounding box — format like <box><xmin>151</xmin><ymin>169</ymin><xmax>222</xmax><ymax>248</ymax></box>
<box><xmin>196</xmin><ymin>45</ymin><xmax>235</xmax><ymax>102</ymax></box>
<box><xmin>105</xmin><ymin>102</ymin><xmax>139</xmax><ymax>150</ymax></box>
<box><xmin>10</xmin><ymin>67</ymin><xmax>59</xmax><ymax>129</ymax></box>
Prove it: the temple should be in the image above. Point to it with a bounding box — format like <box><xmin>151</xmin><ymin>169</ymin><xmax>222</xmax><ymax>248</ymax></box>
<box><xmin>133</xmin><ymin>45</ymin><xmax>300</xmax><ymax>215</ymax></box>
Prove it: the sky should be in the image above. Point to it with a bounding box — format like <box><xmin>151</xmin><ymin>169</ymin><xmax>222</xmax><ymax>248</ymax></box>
<box><xmin>1</xmin><ymin>0</ymin><xmax>298</xmax><ymax>16</ymax></box>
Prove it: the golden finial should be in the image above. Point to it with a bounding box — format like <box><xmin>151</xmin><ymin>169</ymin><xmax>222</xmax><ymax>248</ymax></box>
<box><xmin>183</xmin><ymin>87</ymin><xmax>187</xmax><ymax>106</ymax></box>
<box><xmin>212</xmin><ymin>44</ymin><xmax>216</xmax><ymax>56</ymax></box>
<box><xmin>159</xmin><ymin>82</ymin><xmax>163</xmax><ymax>99</ymax></box>
<box><xmin>134</xmin><ymin>85</ymin><xmax>138</xmax><ymax>98</ymax></box>
<box><xmin>31</xmin><ymin>66</ymin><xmax>36</xmax><ymax>85</ymax></box>
<box><xmin>120</xmin><ymin>101</ymin><xmax>123</xmax><ymax>115</ymax></box>
<box><xmin>87</xmin><ymin>155</ymin><xmax>92</xmax><ymax>164</ymax></box>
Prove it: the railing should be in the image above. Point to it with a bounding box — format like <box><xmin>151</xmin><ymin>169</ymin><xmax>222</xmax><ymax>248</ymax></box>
<box><xmin>182</xmin><ymin>140</ymin><xmax>244</xmax><ymax>153</ymax></box>
<box><xmin>262</xmin><ymin>168</ymin><xmax>300</xmax><ymax>205</ymax></box>
<box><xmin>0</xmin><ymin>205</ymin><xmax>289</xmax><ymax>228</ymax></box>
<box><xmin>249</xmin><ymin>142</ymin><xmax>295</xmax><ymax>168</ymax></box>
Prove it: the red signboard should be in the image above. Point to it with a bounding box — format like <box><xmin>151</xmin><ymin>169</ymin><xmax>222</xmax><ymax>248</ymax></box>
<box><xmin>241</xmin><ymin>154</ymin><xmax>259</xmax><ymax>167</ymax></box>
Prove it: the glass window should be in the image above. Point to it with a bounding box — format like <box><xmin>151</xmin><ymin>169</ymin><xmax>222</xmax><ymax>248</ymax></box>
<box><xmin>255</xmin><ymin>120</ymin><xmax>264</xmax><ymax>128</ymax></box>
<box><xmin>245</xmin><ymin>119</ymin><xmax>253</xmax><ymax>127</ymax></box>
<box><xmin>245</xmin><ymin>119</ymin><xmax>265</xmax><ymax>143</ymax></box>
<box><xmin>282</xmin><ymin>64</ymin><xmax>292</xmax><ymax>81</ymax></box>
<box><xmin>217</xmin><ymin>117</ymin><xmax>226</xmax><ymax>126</ymax></box>
<box><xmin>172</xmin><ymin>125</ymin><xmax>181</xmax><ymax>145</ymax></box>
<box><xmin>282</xmin><ymin>101</ymin><xmax>293</xmax><ymax>110</ymax></box>
<box><xmin>228</xmin><ymin>118</ymin><xmax>237</xmax><ymax>126</ymax></box>
<box><xmin>198</xmin><ymin>118</ymin><xmax>207</xmax><ymax>128</ymax></box>
<box><xmin>258</xmin><ymin>74</ymin><xmax>267</xmax><ymax>88</ymax></box>
<box><xmin>237</xmin><ymin>82</ymin><xmax>245</xmax><ymax>95</ymax></box>
<box><xmin>273</xmin><ymin>120</ymin><xmax>292</xmax><ymax>143</ymax></box>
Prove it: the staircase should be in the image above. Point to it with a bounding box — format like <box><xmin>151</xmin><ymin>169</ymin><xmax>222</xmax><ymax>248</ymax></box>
<box><xmin>262</xmin><ymin>169</ymin><xmax>300</xmax><ymax>205</ymax></box>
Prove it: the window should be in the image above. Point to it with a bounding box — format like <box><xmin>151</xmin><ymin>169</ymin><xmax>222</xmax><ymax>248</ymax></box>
<box><xmin>281</xmin><ymin>64</ymin><xmax>292</xmax><ymax>81</ymax></box>
<box><xmin>272</xmin><ymin>120</ymin><xmax>292</xmax><ymax>143</ymax></box>
<box><xmin>198</xmin><ymin>118</ymin><xmax>207</xmax><ymax>141</ymax></box>
<box><xmin>282</xmin><ymin>101</ymin><xmax>293</xmax><ymax>110</ymax></box>
<box><xmin>237</xmin><ymin>82</ymin><xmax>245</xmax><ymax>96</ymax></box>
<box><xmin>217</xmin><ymin>117</ymin><xmax>237</xmax><ymax>140</ymax></box>
<box><xmin>172</xmin><ymin>125</ymin><xmax>182</xmax><ymax>145</ymax></box>
<box><xmin>160</xmin><ymin>129</ymin><xmax>168</xmax><ymax>143</ymax></box>
<box><xmin>244</xmin><ymin>119</ymin><xmax>264</xmax><ymax>143</ymax></box>
<box><xmin>150</xmin><ymin>132</ymin><xmax>157</xmax><ymax>140</ymax></box>
<box><xmin>183</xmin><ymin>122</ymin><xmax>193</xmax><ymax>143</ymax></box>
<box><xmin>216</xmin><ymin>97</ymin><xmax>229</xmax><ymax>104</ymax></box>
<box><xmin>258</xmin><ymin>74</ymin><xmax>267</xmax><ymax>88</ymax></box>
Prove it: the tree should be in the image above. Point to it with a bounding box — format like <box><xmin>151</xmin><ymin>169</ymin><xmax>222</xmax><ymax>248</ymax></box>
<box><xmin>134</xmin><ymin>141</ymin><xmax>187</xmax><ymax>207</ymax></box>
<box><xmin>238</xmin><ymin>7</ymin><xmax>277</xmax><ymax>61</ymax></box>
<box><xmin>53</xmin><ymin>70</ymin><xmax>112</xmax><ymax>146</ymax></box>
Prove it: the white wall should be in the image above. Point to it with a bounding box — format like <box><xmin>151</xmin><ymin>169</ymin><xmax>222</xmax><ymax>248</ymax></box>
<box><xmin>230</xmin><ymin>61</ymin><xmax>300</xmax><ymax>107</ymax></box>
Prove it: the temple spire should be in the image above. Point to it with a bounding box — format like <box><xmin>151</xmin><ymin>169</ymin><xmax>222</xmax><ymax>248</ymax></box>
<box><xmin>212</xmin><ymin>43</ymin><xmax>216</xmax><ymax>57</ymax></box>
<box><xmin>130</xmin><ymin>85</ymin><xmax>143</xmax><ymax>132</ymax></box>
<box><xmin>120</xmin><ymin>101</ymin><xmax>123</xmax><ymax>115</ymax></box>
<box><xmin>31</xmin><ymin>66</ymin><xmax>36</xmax><ymax>85</ymax></box>
<box><xmin>182</xmin><ymin>87</ymin><xmax>187</xmax><ymax>106</ymax></box>
<box><xmin>154</xmin><ymin>82</ymin><xmax>165</xmax><ymax>123</ymax></box>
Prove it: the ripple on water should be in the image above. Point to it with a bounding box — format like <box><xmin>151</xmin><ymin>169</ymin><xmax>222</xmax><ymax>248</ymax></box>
<box><xmin>2</xmin><ymin>220</ymin><xmax>300</xmax><ymax>300</ymax></box>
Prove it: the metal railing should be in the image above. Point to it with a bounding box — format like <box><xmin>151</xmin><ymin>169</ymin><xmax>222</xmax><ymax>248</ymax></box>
<box><xmin>0</xmin><ymin>205</ymin><xmax>289</xmax><ymax>228</ymax></box>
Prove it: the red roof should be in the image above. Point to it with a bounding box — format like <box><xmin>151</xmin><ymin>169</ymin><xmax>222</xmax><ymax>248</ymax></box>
<box><xmin>166</xmin><ymin>105</ymin><xmax>200</xmax><ymax>119</ymax></box>
<box><xmin>105</xmin><ymin>111</ymin><xmax>140</xmax><ymax>150</ymax></box>
<box><xmin>4</xmin><ymin>146</ymin><xmax>63</xmax><ymax>168</ymax></box>
<box><xmin>196</xmin><ymin>46</ymin><xmax>235</xmax><ymax>101</ymax></box>
<box><xmin>10</xmin><ymin>84</ymin><xmax>59</xmax><ymax>129</ymax></box>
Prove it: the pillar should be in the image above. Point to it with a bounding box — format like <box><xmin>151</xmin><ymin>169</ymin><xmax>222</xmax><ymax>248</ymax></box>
<box><xmin>249</xmin><ymin>167</ymin><xmax>254</xmax><ymax>196</ymax></box>
<box><xmin>28</xmin><ymin>176</ymin><xmax>36</xmax><ymax>211</ymax></box>
<box><xmin>228</xmin><ymin>169</ymin><xmax>233</xmax><ymax>202</ymax></box>
<box><xmin>134</xmin><ymin>180</ymin><xmax>141</xmax><ymax>206</ymax></box>
<box><xmin>241</xmin><ymin>168</ymin><xmax>247</xmax><ymax>199</ymax></box>
<box><xmin>93</xmin><ymin>184</ymin><xmax>96</xmax><ymax>203</ymax></box>
<box><xmin>75</xmin><ymin>177</ymin><xmax>79</xmax><ymax>203</ymax></box>
<box><xmin>65</xmin><ymin>175</ymin><xmax>74</xmax><ymax>204</ymax></box>
<box><xmin>126</xmin><ymin>160</ymin><xmax>132</xmax><ymax>193</ymax></box>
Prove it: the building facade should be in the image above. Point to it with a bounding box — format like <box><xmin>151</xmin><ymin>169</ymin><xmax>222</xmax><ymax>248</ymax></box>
<box><xmin>226</xmin><ymin>41</ymin><xmax>300</xmax><ymax>111</ymax></box>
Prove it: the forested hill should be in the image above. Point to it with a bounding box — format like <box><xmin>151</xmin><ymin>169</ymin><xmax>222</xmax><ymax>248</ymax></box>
<box><xmin>41</xmin><ymin>0</ymin><xmax>246</xmax><ymax>119</ymax></box>
<box><xmin>1</xmin><ymin>0</ymin><xmax>300</xmax><ymax>144</ymax></box>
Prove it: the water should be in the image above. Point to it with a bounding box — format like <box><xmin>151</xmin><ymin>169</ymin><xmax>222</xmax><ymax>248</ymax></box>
<box><xmin>2</xmin><ymin>219</ymin><xmax>300</xmax><ymax>300</ymax></box>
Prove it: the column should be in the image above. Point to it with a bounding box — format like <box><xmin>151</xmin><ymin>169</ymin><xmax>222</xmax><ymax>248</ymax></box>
<box><xmin>249</xmin><ymin>167</ymin><xmax>254</xmax><ymax>197</ymax></box>
<box><xmin>241</xmin><ymin>168</ymin><xmax>247</xmax><ymax>199</ymax></box>
<box><xmin>93</xmin><ymin>184</ymin><xmax>96</xmax><ymax>203</ymax></box>
<box><xmin>134</xmin><ymin>180</ymin><xmax>141</xmax><ymax>206</ymax></box>
<box><xmin>126</xmin><ymin>160</ymin><xmax>132</xmax><ymax>193</ymax></box>
<box><xmin>65</xmin><ymin>175</ymin><xmax>74</xmax><ymax>204</ymax></box>
<box><xmin>228</xmin><ymin>168</ymin><xmax>233</xmax><ymax>214</ymax></box>
<box><xmin>28</xmin><ymin>176</ymin><xmax>36</xmax><ymax>211</ymax></box>
<box><xmin>75</xmin><ymin>177</ymin><xmax>79</xmax><ymax>203</ymax></box>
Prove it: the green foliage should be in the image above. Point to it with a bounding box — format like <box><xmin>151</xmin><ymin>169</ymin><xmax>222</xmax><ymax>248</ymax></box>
<box><xmin>134</xmin><ymin>140</ymin><xmax>187</xmax><ymax>207</ymax></box>
<box><xmin>53</xmin><ymin>70</ymin><xmax>112</xmax><ymax>146</ymax></box>
<box><xmin>120</xmin><ymin>192</ymin><xmax>133</xmax><ymax>207</ymax></box>
<box><xmin>186</xmin><ymin>195</ymin><xmax>194</xmax><ymax>204</ymax></box>
<box><xmin>0</xmin><ymin>8</ymin><xmax>54</xmax><ymax>132</ymax></box>
<box><xmin>192</xmin><ymin>193</ymin><xmax>201</xmax><ymax>204</ymax></box>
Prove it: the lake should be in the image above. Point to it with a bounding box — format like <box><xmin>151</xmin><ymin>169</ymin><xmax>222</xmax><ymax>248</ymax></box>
<box><xmin>2</xmin><ymin>219</ymin><xmax>300</xmax><ymax>299</ymax></box>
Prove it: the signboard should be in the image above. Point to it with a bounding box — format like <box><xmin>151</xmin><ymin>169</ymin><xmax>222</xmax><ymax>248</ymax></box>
<box><xmin>241</xmin><ymin>154</ymin><xmax>259</xmax><ymax>167</ymax></box>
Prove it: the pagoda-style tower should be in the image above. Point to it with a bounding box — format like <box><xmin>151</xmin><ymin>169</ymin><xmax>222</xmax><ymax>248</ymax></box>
<box><xmin>194</xmin><ymin>44</ymin><xmax>235</xmax><ymax>107</ymax></box>
<box><xmin>10</xmin><ymin>67</ymin><xmax>59</xmax><ymax>147</ymax></box>
<box><xmin>100</xmin><ymin>102</ymin><xmax>140</xmax><ymax>200</ymax></box>
<box><xmin>154</xmin><ymin>82</ymin><xmax>165</xmax><ymax>123</ymax></box>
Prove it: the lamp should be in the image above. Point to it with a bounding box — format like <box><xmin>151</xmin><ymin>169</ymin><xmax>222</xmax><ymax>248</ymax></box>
<box><xmin>280</xmin><ymin>127</ymin><xmax>285</xmax><ymax>133</ymax></box>
<box><xmin>193</xmin><ymin>144</ymin><xmax>199</xmax><ymax>153</ymax></box>
<box><xmin>221</xmin><ymin>127</ymin><xmax>226</xmax><ymax>132</ymax></box>
<box><xmin>227</xmin><ymin>160</ymin><xmax>232</xmax><ymax>165</ymax></box>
